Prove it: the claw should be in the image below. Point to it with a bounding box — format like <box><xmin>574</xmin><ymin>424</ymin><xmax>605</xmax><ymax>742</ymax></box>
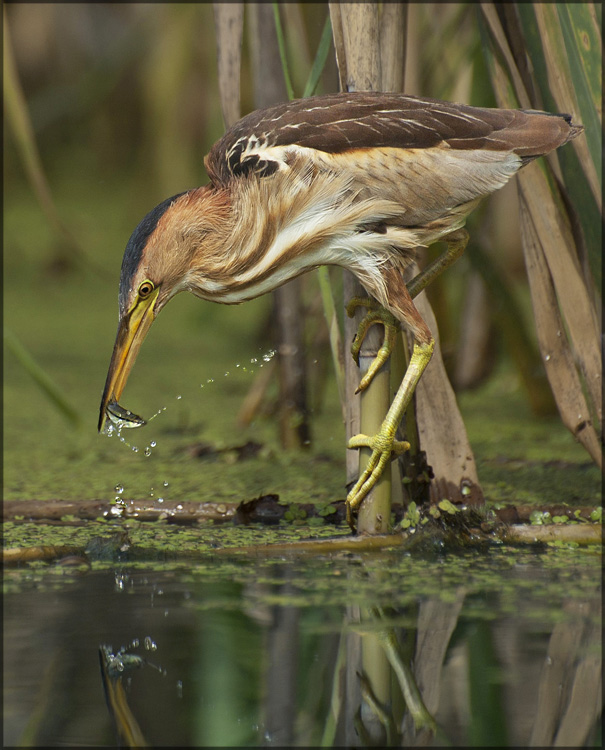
<box><xmin>346</xmin><ymin>296</ymin><xmax>375</xmax><ymax>319</ymax></box>
<box><xmin>349</xmin><ymin>310</ymin><xmax>383</xmax><ymax>365</ymax></box>
<box><xmin>346</xmin><ymin>430</ymin><xmax>410</xmax><ymax>528</ymax></box>
<box><xmin>355</xmin><ymin>322</ymin><xmax>399</xmax><ymax>393</ymax></box>
<box><xmin>346</xmin><ymin>297</ymin><xmax>400</xmax><ymax>393</ymax></box>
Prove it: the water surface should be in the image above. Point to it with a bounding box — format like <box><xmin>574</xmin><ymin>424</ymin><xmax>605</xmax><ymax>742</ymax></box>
<box><xmin>4</xmin><ymin>529</ymin><xmax>601</xmax><ymax>747</ymax></box>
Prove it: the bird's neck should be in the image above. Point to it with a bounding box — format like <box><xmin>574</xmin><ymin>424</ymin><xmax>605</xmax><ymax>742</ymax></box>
<box><xmin>186</xmin><ymin>168</ymin><xmax>405</xmax><ymax>305</ymax></box>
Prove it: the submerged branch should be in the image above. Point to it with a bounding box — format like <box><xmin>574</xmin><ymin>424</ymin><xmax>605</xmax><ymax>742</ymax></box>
<box><xmin>4</xmin><ymin>498</ymin><xmax>601</xmax><ymax>565</ymax></box>
<box><xmin>3</xmin><ymin>545</ymin><xmax>87</xmax><ymax>565</ymax></box>
<box><xmin>216</xmin><ymin>533</ymin><xmax>407</xmax><ymax>556</ymax></box>
<box><xmin>499</xmin><ymin>524</ymin><xmax>602</xmax><ymax>545</ymax></box>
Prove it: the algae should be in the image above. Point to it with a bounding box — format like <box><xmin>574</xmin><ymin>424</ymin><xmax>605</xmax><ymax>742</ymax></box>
<box><xmin>3</xmin><ymin>134</ymin><xmax>601</xmax><ymax>624</ymax></box>
<box><xmin>4</xmin><ymin>160</ymin><xmax>600</xmax><ymax>513</ymax></box>
<box><xmin>3</xmin><ymin>515</ymin><xmax>601</xmax><ymax>634</ymax></box>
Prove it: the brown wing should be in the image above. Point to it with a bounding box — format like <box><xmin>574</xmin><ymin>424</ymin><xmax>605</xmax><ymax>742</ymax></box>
<box><xmin>204</xmin><ymin>92</ymin><xmax>581</xmax><ymax>186</ymax></box>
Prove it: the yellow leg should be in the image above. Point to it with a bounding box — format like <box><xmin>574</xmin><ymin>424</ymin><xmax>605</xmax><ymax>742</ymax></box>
<box><xmin>407</xmin><ymin>228</ymin><xmax>469</xmax><ymax>298</ymax></box>
<box><xmin>345</xmin><ymin>230</ymin><xmax>467</xmax><ymax>528</ymax></box>
<box><xmin>347</xmin><ymin>229</ymin><xmax>468</xmax><ymax>396</ymax></box>
<box><xmin>346</xmin><ymin>297</ymin><xmax>401</xmax><ymax>393</ymax></box>
<box><xmin>346</xmin><ymin>338</ymin><xmax>435</xmax><ymax>528</ymax></box>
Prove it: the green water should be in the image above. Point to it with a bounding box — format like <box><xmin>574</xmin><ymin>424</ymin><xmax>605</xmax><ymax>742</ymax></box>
<box><xmin>4</xmin><ymin>144</ymin><xmax>601</xmax><ymax>510</ymax></box>
<box><xmin>4</xmin><ymin>149</ymin><xmax>601</xmax><ymax>748</ymax></box>
<box><xmin>4</xmin><ymin>540</ymin><xmax>601</xmax><ymax>746</ymax></box>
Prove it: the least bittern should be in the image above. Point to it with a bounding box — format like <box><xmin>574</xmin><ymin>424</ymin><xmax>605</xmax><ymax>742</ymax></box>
<box><xmin>98</xmin><ymin>92</ymin><xmax>582</xmax><ymax>526</ymax></box>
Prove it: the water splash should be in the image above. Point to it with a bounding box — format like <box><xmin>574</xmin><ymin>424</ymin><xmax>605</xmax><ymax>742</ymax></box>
<box><xmin>102</xmin><ymin>348</ymin><xmax>278</xmax><ymax>470</ymax></box>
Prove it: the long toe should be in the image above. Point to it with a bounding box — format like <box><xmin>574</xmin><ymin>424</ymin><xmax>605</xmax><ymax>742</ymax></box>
<box><xmin>347</xmin><ymin>301</ymin><xmax>401</xmax><ymax>392</ymax></box>
<box><xmin>346</xmin><ymin>430</ymin><xmax>410</xmax><ymax>526</ymax></box>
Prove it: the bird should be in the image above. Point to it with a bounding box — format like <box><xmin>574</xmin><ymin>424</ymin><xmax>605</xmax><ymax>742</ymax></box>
<box><xmin>98</xmin><ymin>91</ymin><xmax>582</xmax><ymax>528</ymax></box>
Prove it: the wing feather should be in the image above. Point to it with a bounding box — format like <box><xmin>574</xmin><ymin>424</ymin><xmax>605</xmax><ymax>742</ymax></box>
<box><xmin>205</xmin><ymin>92</ymin><xmax>580</xmax><ymax>186</ymax></box>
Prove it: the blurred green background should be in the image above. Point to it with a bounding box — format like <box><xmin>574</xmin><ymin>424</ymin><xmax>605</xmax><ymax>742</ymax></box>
<box><xmin>3</xmin><ymin>4</ymin><xmax>347</xmax><ymax>508</ymax></box>
<box><xmin>3</xmin><ymin>3</ymin><xmax>599</xmax><ymax>509</ymax></box>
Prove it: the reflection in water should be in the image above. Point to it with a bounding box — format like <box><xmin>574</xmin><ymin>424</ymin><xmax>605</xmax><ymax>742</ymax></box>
<box><xmin>99</xmin><ymin>644</ymin><xmax>148</xmax><ymax>747</ymax></box>
<box><xmin>3</xmin><ymin>548</ymin><xmax>601</xmax><ymax>747</ymax></box>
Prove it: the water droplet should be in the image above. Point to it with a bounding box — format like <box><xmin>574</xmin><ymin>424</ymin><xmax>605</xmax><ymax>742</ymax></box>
<box><xmin>176</xmin><ymin>395</ymin><xmax>182</xmax><ymax>400</ymax></box>
<box><xmin>144</xmin><ymin>447</ymin><xmax>152</xmax><ymax>457</ymax></box>
<box><xmin>158</xmin><ymin>497</ymin><xmax>164</xmax><ymax>503</ymax></box>
<box><xmin>150</xmin><ymin>440</ymin><xmax>156</xmax><ymax>448</ymax></box>
<box><xmin>115</xmin><ymin>485</ymin><xmax>124</xmax><ymax>494</ymax></box>
<box><xmin>207</xmin><ymin>378</ymin><xmax>214</xmax><ymax>384</ymax></box>
<box><xmin>163</xmin><ymin>481</ymin><xmax>169</xmax><ymax>487</ymax></box>
<box><xmin>144</xmin><ymin>637</ymin><xmax>158</xmax><ymax>651</ymax></box>
<box><xmin>131</xmin><ymin>638</ymin><xmax>140</xmax><ymax>648</ymax></box>
<box><xmin>176</xmin><ymin>680</ymin><xmax>183</xmax><ymax>698</ymax></box>
<box><xmin>132</xmin><ymin>446</ymin><xmax>139</xmax><ymax>453</ymax></box>
<box><xmin>250</xmin><ymin>357</ymin><xmax>258</xmax><ymax>364</ymax></box>
<box><xmin>544</xmin><ymin>354</ymin><xmax>551</xmax><ymax>361</ymax></box>
<box><xmin>224</xmin><ymin>371</ymin><xmax>230</xmax><ymax>376</ymax></box>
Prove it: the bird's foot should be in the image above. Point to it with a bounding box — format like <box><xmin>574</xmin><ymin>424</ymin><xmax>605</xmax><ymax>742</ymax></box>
<box><xmin>346</xmin><ymin>429</ymin><xmax>410</xmax><ymax>529</ymax></box>
<box><xmin>346</xmin><ymin>297</ymin><xmax>400</xmax><ymax>393</ymax></box>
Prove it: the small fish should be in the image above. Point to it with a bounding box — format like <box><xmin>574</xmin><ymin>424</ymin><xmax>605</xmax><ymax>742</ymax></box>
<box><xmin>105</xmin><ymin>401</ymin><xmax>146</xmax><ymax>431</ymax></box>
<box><xmin>100</xmin><ymin>644</ymin><xmax>146</xmax><ymax>679</ymax></box>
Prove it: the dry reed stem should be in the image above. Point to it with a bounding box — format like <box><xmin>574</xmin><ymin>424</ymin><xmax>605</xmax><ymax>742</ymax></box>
<box><xmin>213</xmin><ymin>3</ymin><xmax>243</xmax><ymax>129</ymax></box>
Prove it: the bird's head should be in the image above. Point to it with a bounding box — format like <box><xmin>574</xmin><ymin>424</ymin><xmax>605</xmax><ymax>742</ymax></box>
<box><xmin>98</xmin><ymin>186</ymin><xmax>229</xmax><ymax>432</ymax></box>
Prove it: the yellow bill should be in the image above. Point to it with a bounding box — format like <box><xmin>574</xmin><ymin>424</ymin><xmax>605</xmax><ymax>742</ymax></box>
<box><xmin>98</xmin><ymin>287</ymin><xmax>159</xmax><ymax>433</ymax></box>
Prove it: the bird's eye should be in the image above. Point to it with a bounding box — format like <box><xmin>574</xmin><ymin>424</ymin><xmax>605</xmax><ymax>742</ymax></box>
<box><xmin>138</xmin><ymin>280</ymin><xmax>155</xmax><ymax>299</ymax></box>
